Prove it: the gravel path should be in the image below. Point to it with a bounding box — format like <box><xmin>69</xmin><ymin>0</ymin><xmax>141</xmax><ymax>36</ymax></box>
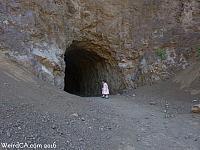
<box><xmin>0</xmin><ymin>55</ymin><xmax>200</xmax><ymax>150</ymax></box>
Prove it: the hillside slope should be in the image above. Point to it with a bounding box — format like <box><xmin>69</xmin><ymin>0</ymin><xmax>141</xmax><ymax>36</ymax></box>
<box><xmin>0</xmin><ymin>54</ymin><xmax>200</xmax><ymax>150</ymax></box>
<box><xmin>174</xmin><ymin>61</ymin><xmax>200</xmax><ymax>95</ymax></box>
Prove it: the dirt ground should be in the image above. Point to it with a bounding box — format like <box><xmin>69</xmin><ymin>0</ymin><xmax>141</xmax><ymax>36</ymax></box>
<box><xmin>0</xmin><ymin>54</ymin><xmax>200</xmax><ymax>150</ymax></box>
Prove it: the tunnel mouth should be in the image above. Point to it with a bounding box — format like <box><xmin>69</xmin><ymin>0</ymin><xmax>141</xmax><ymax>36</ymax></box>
<box><xmin>64</xmin><ymin>41</ymin><xmax>125</xmax><ymax>97</ymax></box>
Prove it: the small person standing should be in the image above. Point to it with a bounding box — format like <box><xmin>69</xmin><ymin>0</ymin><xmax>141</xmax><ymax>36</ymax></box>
<box><xmin>102</xmin><ymin>80</ymin><xmax>109</xmax><ymax>99</ymax></box>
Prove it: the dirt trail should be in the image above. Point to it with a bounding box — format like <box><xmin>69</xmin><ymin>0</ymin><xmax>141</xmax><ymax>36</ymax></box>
<box><xmin>0</xmin><ymin>54</ymin><xmax>200</xmax><ymax>150</ymax></box>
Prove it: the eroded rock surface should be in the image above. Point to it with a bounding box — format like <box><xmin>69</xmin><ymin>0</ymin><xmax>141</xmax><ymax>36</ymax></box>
<box><xmin>0</xmin><ymin>0</ymin><xmax>199</xmax><ymax>95</ymax></box>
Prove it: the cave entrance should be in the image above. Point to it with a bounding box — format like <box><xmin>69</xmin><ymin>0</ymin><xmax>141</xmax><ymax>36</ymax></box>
<box><xmin>64</xmin><ymin>42</ymin><xmax>125</xmax><ymax>97</ymax></box>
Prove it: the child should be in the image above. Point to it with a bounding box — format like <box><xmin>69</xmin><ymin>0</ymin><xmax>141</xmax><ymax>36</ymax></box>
<box><xmin>102</xmin><ymin>80</ymin><xmax>109</xmax><ymax>99</ymax></box>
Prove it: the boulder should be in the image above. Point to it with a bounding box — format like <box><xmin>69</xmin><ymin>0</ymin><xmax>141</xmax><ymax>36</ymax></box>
<box><xmin>192</xmin><ymin>104</ymin><xmax>200</xmax><ymax>113</ymax></box>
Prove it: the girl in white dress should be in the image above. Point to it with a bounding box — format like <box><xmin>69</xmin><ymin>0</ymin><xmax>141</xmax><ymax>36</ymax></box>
<box><xmin>102</xmin><ymin>80</ymin><xmax>109</xmax><ymax>99</ymax></box>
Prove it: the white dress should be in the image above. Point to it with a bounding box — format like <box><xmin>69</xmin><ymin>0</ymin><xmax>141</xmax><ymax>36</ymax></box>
<box><xmin>102</xmin><ymin>83</ymin><xmax>109</xmax><ymax>95</ymax></box>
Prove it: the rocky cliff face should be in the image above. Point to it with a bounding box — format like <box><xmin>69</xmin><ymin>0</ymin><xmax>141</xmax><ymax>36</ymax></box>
<box><xmin>0</xmin><ymin>0</ymin><xmax>199</xmax><ymax>96</ymax></box>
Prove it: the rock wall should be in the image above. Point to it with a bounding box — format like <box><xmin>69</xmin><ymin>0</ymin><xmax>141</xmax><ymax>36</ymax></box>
<box><xmin>0</xmin><ymin>0</ymin><xmax>199</xmax><ymax>94</ymax></box>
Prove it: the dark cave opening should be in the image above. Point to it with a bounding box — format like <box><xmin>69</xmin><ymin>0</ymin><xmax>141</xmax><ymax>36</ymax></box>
<box><xmin>64</xmin><ymin>42</ymin><xmax>125</xmax><ymax>97</ymax></box>
<box><xmin>64</xmin><ymin>48</ymin><xmax>107</xmax><ymax>97</ymax></box>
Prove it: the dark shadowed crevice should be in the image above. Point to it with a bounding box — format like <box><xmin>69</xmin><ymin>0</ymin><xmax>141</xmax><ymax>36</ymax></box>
<box><xmin>64</xmin><ymin>41</ymin><xmax>125</xmax><ymax>97</ymax></box>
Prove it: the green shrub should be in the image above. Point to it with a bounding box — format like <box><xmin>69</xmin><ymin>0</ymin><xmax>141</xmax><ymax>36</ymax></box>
<box><xmin>155</xmin><ymin>48</ymin><xmax>167</xmax><ymax>60</ymax></box>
